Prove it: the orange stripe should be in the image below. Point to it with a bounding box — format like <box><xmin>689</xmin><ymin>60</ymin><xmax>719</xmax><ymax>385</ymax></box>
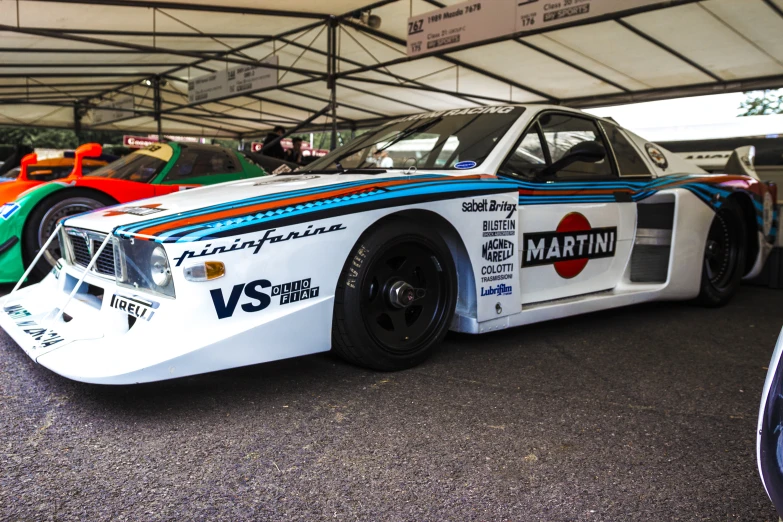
<box><xmin>136</xmin><ymin>175</ymin><xmax>482</xmax><ymax>237</ymax></box>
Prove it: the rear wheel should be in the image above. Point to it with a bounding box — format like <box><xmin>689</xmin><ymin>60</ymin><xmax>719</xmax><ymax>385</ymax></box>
<box><xmin>23</xmin><ymin>189</ymin><xmax>116</xmax><ymax>280</ymax></box>
<box><xmin>697</xmin><ymin>198</ymin><xmax>746</xmax><ymax>307</ymax></box>
<box><xmin>332</xmin><ymin>219</ymin><xmax>457</xmax><ymax>371</ymax></box>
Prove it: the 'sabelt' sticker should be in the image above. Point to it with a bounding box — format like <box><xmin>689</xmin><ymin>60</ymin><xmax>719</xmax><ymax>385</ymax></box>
<box><xmin>454</xmin><ymin>161</ymin><xmax>477</xmax><ymax>169</ymax></box>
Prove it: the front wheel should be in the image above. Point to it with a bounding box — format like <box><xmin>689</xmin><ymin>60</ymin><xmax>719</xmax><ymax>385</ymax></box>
<box><xmin>23</xmin><ymin>189</ymin><xmax>116</xmax><ymax>280</ymax></box>
<box><xmin>332</xmin><ymin>218</ymin><xmax>457</xmax><ymax>371</ymax></box>
<box><xmin>697</xmin><ymin>198</ymin><xmax>746</xmax><ymax>307</ymax></box>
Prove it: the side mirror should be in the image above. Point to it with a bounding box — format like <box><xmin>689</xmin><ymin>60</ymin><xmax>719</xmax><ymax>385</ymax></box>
<box><xmin>69</xmin><ymin>142</ymin><xmax>102</xmax><ymax>179</ymax></box>
<box><xmin>541</xmin><ymin>140</ymin><xmax>606</xmax><ymax>177</ymax></box>
<box><xmin>18</xmin><ymin>152</ymin><xmax>38</xmax><ymax>181</ymax></box>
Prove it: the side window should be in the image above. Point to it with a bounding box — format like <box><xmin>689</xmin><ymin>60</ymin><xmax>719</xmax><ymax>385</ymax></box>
<box><xmin>602</xmin><ymin>123</ymin><xmax>652</xmax><ymax>177</ymax></box>
<box><xmin>498</xmin><ymin>127</ymin><xmax>547</xmax><ymax>179</ymax></box>
<box><xmin>539</xmin><ymin>113</ymin><xmax>613</xmax><ymax>180</ymax></box>
<box><xmin>168</xmin><ymin>149</ymin><xmax>239</xmax><ymax>181</ymax></box>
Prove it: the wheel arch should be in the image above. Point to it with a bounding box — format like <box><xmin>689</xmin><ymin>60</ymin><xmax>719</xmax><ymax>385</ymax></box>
<box><xmin>20</xmin><ymin>186</ymin><xmax>119</xmax><ymax>262</ymax></box>
<box><xmin>727</xmin><ymin>191</ymin><xmax>759</xmax><ymax>277</ymax></box>
<box><xmin>23</xmin><ymin>185</ymin><xmax>119</xmax><ymax>230</ymax></box>
<box><xmin>360</xmin><ymin>209</ymin><xmax>477</xmax><ymax>321</ymax></box>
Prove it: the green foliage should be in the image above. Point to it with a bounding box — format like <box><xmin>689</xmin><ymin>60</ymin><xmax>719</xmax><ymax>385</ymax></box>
<box><xmin>0</xmin><ymin>126</ymin><xmax>126</xmax><ymax>148</ymax></box>
<box><xmin>739</xmin><ymin>89</ymin><xmax>783</xmax><ymax>116</ymax></box>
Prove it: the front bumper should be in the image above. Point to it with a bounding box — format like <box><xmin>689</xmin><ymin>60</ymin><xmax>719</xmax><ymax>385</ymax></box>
<box><xmin>0</xmin><ymin>260</ymin><xmax>332</xmax><ymax>384</ymax></box>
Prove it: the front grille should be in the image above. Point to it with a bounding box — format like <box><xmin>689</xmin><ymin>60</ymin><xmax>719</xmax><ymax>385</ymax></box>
<box><xmin>70</xmin><ymin>235</ymin><xmax>91</xmax><ymax>267</ymax></box>
<box><xmin>66</xmin><ymin>230</ymin><xmax>116</xmax><ymax>278</ymax></box>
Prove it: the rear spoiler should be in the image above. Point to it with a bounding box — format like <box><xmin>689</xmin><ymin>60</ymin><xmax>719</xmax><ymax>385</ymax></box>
<box><xmin>678</xmin><ymin>146</ymin><xmax>759</xmax><ymax>179</ymax></box>
<box><xmin>723</xmin><ymin>146</ymin><xmax>758</xmax><ymax>179</ymax></box>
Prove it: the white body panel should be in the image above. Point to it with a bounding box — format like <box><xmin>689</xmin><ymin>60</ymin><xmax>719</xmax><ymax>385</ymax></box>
<box><xmin>518</xmin><ymin>202</ymin><xmax>636</xmax><ymax>304</ymax></box>
<box><xmin>0</xmin><ymin>104</ymin><xmax>775</xmax><ymax>384</ymax></box>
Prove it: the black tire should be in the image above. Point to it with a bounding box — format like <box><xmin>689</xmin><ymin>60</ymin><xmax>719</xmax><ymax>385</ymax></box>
<box><xmin>332</xmin><ymin>218</ymin><xmax>457</xmax><ymax>371</ymax></box>
<box><xmin>23</xmin><ymin>189</ymin><xmax>117</xmax><ymax>280</ymax></box>
<box><xmin>697</xmin><ymin>198</ymin><xmax>746</xmax><ymax>307</ymax></box>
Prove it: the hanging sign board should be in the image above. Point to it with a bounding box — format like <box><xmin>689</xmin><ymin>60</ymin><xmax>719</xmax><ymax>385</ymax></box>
<box><xmin>91</xmin><ymin>95</ymin><xmax>134</xmax><ymax>124</ymax></box>
<box><xmin>123</xmin><ymin>135</ymin><xmax>203</xmax><ymax>149</ymax></box>
<box><xmin>406</xmin><ymin>2</ymin><xmax>514</xmax><ymax>57</ymax></box>
<box><xmin>188</xmin><ymin>56</ymin><xmax>279</xmax><ymax>104</ymax></box>
<box><xmin>407</xmin><ymin>0</ymin><xmax>674</xmax><ymax>57</ymax></box>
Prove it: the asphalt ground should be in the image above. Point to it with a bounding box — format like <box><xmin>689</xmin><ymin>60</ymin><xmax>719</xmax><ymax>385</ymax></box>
<box><xmin>0</xmin><ymin>285</ymin><xmax>781</xmax><ymax>521</ymax></box>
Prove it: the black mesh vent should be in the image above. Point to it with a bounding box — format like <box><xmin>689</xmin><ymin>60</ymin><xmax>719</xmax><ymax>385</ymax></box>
<box><xmin>70</xmin><ymin>236</ymin><xmax>91</xmax><ymax>268</ymax></box>
<box><xmin>630</xmin><ymin>245</ymin><xmax>670</xmax><ymax>283</ymax></box>
<box><xmin>68</xmin><ymin>234</ymin><xmax>116</xmax><ymax>277</ymax></box>
<box><xmin>94</xmin><ymin>246</ymin><xmax>116</xmax><ymax>276</ymax></box>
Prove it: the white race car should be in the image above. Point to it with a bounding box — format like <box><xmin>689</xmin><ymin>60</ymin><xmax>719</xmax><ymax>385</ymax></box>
<box><xmin>0</xmin><ymin>105</ymin><xmax>778</xmax><ymax>384</ymax></box>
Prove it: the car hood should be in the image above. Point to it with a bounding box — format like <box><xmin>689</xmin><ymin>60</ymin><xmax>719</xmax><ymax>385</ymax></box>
<box><xmin>63</xmin><ymin>171</ymin><xmax>500</xmax><ymax>242</ymax></box>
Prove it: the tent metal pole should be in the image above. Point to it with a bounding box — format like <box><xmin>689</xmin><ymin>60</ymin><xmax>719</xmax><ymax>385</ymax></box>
<box><xmin>328</xmin><ymin>17</ymin><xmax>338</xmax><ymax>151</ymax></box>
<box><xmin>154</xmin><ymin>75</ymin><xmax>162</xmax><ymax>141</ymax></box>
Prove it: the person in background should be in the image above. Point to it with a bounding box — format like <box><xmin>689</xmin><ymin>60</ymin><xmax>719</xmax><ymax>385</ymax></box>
<box><xmin>285</xmin><ymin>136</ymin><xmax>305</xmax><ymax>165</ymax></box>
<box><xmin>373</xmin><ymin>148</ymin><xmax>394</xmax><ymax>168</ymax></box>
<box><xmin>261</xmin><ymin>125</ymin><xmax>285</xmax><ymax>159</ymax></box>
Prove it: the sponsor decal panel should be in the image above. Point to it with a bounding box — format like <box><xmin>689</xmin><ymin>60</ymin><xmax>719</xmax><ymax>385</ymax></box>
<box><xmin>483</xmin><ymin>218</ymin><xmax>515</xmax><ymax>237</ymax></box>
<box><xmin>645</xmin><ymin>143</ymin><xmax>668</xmax><ymax>170</ymax></box>
<box><xmin>210</xmin><ymin>277</ymin><xmax>319</xmax><ymax>319</ymax></box>
<box><xmin>482</xmin><ymin>238</ymin><xmax>514</xmax><ymax>263</ymax></box>
<box><xmin>480</xmin><ymin>283</ymin><xmax>513</xmax><ymax>297</ymax></box>
<box><xmin>477</xmin><ymin>209</ymin><xmax>517</xmax><ymax>285</ymax></box>
<box><xmin>462</xmin><ymin>199</ymin><xmax>516</xmax><ymax>219</ymax></box>
<box><xmin>4</xmin><ymin>305</ymin><xmax>63</xmax><ymax>348</ymax></box>
<box><xmin>0</xmin><ymin>202</ymin><xmax>21</xmax><ymax>220</ymax></box>
<box><xmin>174</xmin><ymin>223</ymin><xmax>347</xmax><ymax>267</ymax></box>
<box><xmin>522</xmin><ymin>213</ymin><xmax>616</xmax><ymax>279</ymax></box>
<box><xmin>480</xmin><ymin>262</ymin><xmax>514</xmax><ymax>283</ymax></box>
<box><xmin>387</xmin><ymin>106</ymin><xmax>517</xmax><ymax>125</ymax></box>
<box><xmin>454</xmin><ymin>160</ymin><xmax>477</xmax><ymax>170</ymax></box>
<box><xmin>104</xmin><ymin>204</ymin><xmax>166</xmax><ymax>217</ymax></box>
<box><xmin>271</xmin><ymin>278</ymin><xmax>320</xmax><ymax>305</ymax></box>
<box><xmin>109</xmin><ymin>294</ymin><xmax>159</xmax><ymax>321</ymax></box>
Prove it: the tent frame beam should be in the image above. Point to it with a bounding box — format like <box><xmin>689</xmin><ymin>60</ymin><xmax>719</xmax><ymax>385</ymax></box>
<box><xmin>1</xmin><ymin>0</ymin><xmax>782</xmax><ymax>139</ymax></box>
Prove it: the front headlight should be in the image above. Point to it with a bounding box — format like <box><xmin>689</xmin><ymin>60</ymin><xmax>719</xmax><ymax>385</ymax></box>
<box><xmin>115</xmin><ymin>236</ymin><xmax>175</xmax><ymax>298</ymax></box>
<box><xmin>150</xmin><ymin>246</ymin><xmax>172</xmax><ymax>287</ymax></box>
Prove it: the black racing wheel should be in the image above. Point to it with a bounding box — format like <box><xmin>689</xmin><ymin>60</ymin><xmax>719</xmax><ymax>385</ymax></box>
<box><xmin>332</xmin><ymin>218</ymin><xmax>457</xmax><ymax>371</ymax></box>
<box><xmin>23</xmin><ymin>189</ymin><xmax>117</xmax><ymax>280</ymax></box>
<box><xmin>697</xmin><ymin>198</ymin><xmax>746</xmax><ymax>307</ymax></box>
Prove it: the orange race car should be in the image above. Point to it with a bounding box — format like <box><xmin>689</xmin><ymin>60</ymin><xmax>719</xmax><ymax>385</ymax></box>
<box><xmin>0</xmin><ymin>144</ymin><xmax>114</xmax><ymax>204</ymax></box>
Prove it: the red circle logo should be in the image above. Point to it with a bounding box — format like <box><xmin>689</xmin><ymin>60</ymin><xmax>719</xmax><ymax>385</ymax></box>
<box><xmin>554</xmin><ymin>212</ymin><xmax>591</xmax><ymax>279</ymax></box>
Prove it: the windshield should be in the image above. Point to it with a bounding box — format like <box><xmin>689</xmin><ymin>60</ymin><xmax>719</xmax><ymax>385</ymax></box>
<box><xmin>303</xmin><ymin>106</ymin><xmax>525</xmax><ymax>172</ymax></box>
<box><xmin>87</xmin><ymin>144</ymin><xmax>173</xmax><ymax>183</ymax></box>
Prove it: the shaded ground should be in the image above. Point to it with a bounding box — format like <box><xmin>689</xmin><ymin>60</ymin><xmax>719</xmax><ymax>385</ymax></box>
<box><xmin>0</xmin><ymin>285</ymin><xmax>780</xmax><ymax>521</ymax></box>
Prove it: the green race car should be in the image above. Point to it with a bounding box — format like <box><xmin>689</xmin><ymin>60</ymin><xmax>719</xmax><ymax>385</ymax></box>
<box><xmin>0</xmin><ymin>142</ymin><xmax>273</xmax><ymax>282</ymax></box>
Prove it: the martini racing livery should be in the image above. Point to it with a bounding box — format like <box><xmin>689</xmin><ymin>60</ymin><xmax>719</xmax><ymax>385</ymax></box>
<box><xmin>0</xmin><ymin>104</ymin><xmax>777</xmax><ymax>384</ymax></box>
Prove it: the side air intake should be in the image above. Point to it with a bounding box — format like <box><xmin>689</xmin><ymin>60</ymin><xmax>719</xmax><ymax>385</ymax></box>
<box><xmin>630</xmin><ymin>203</ymin><xmax>674</xmax><ymax>283</ymax></box>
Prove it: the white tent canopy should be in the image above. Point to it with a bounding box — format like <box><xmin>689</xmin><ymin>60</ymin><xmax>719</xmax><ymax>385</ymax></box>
<box><xmin>0</xmin><ymin>0</ymin><xmax>782</xmax><ymax>139</ymax></box>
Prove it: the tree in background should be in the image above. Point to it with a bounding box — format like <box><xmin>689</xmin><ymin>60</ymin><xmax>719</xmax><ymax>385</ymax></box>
<box><xmin>739</xmin><ymin>89</ymin><xmax>783</xmax><ymax>116</ymax></box>
<box><xmin>0</xmin><ymin>126</ymin><xmax>125</xmax><ymax>149</ymax></box>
